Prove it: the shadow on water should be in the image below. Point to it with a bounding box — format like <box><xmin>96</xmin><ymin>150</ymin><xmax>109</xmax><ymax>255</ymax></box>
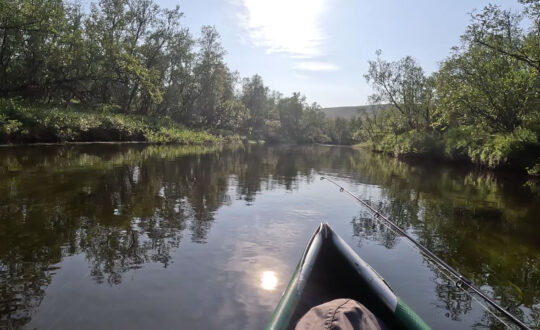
<box><xmin>0</xmin><ymin>144</ymin><xmax>539</xmax><ymax>329</ymax></box>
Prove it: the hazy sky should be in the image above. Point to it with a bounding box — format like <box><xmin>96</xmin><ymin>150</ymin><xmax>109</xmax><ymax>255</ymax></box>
<box><xmin>156</xmin><ymin>0</ymin><xmax>522</xmax><ymax>107</ymax></box>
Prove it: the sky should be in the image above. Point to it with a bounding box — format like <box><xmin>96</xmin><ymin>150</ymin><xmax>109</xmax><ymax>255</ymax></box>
<box><xmin>156</xmin><ymin>0</ymin><xmax>523</xmax><ymax>107</ymax></box>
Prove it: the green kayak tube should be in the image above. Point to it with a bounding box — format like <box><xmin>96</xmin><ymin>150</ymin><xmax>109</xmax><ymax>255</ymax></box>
<box><xmin>266</xmin><ymin>223</ymin><xmax>431</xmax><ymax>330</ymax></box>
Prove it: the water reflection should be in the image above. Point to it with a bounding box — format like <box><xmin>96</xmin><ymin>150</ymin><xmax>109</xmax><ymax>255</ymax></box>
<box><xmin>261</xmin><ymin>271</ymin><xmax>278</xmax><ymax>291</ymax></box>
<box><xmin>0</xmin><ymin>144</ymin><xmax>539</xmax><ymax>329</ymax></box>
<box><xmin>346</xmin><ymin>156</ymin><xmax>540</xmax><ymax>327</ymax></box>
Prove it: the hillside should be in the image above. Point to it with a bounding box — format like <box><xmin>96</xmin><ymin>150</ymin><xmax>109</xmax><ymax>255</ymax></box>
<box><xmin>321</xmin><ymin>105</ymin><xmax>389</xmax><ymax>119</ymax></box>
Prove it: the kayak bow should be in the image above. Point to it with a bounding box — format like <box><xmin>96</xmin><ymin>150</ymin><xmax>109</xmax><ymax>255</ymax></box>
<box><xmin>267</xmin><ymin>223</ymin><xmax>430</xmax><ymax>330</ymax></box>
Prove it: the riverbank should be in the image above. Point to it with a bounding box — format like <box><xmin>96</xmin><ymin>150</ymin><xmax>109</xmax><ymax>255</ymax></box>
<box><xmin>352</xmin><ymin>129</ymin><xmax>540</xmax><ymax>176</ymax></box>
<box><xmin>0</xmin><ymin>100</ymin><xmax>219</xmax><ymax>145</ymax></box>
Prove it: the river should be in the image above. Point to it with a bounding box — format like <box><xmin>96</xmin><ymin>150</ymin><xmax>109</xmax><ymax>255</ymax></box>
<box><xmin>0</xmin><ymin>144</ymin><xmax>538</xmax><ymax>329</ymax></box>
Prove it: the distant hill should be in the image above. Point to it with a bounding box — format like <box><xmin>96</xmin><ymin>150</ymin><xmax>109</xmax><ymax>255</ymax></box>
<box><xmin>321</xmin><ymin>105</ymin><xmax>390</xmax><ymax>119</ymax></box>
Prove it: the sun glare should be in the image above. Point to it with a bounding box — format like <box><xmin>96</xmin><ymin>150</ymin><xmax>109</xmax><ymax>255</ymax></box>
<box><xmin>261</xmin><ymin>271</ymin><xmax>278</xmax><ymax>291</ymax></box>
<box><xmin>239</xmin><ymin>0</ymin><xmax>327</xmax><ymax>58</ymax></box>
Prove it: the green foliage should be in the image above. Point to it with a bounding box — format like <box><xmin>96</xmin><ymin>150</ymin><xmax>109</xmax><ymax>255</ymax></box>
<box><xmin>301</xmin><ymin>104</ymin><xmax>330</xmax><ymax>143</ymax></box>
<box><xmin>441</xmin><ymin>126</ymin><xmax>482</xmax><ymax>159</ymax></box>
<box><xmin>325</xmin><ymin>118</ymin><xmax>354</xmax><ymax>145</ymax></box>
<box><xmin>0</xmin><ymin>99</ymin><xmax>218</xmax><ymax>145</ymax></box>
<box><xmin>526</xmin><ymin>162</ymin><xmax>540</xmax><ymax>176</ymax></box>
<box><xmin>374</xmin><ymin>130</ymin><xmax>442</xmax><ymax>157</ymax></box>
<box><xmin>241</xmin><ymin>75</ymin><xmax>271</xmax><ymax>134</ymax></box>
<box><xmin>0</xmin><ymin>0</ymin><xmax>336</xmax><ymax>145</ymax></box>
<box><xmin>365</xmin><ymin>51</ymin><xmax>435</xmax><ymax>132</ymax></box>
<box><xmin>0</xmin><ymin>116</ymin><xmax>22</xmax><ymax>135</ymax></box>
<box><xmin>261</xmin><ymin>119</ymin><xmax>283</xmax><ymax>142</ymax></box>
<box><xmin>443</xmin><ymin>126</ymin><xmax>520</xmax><ymax>168</ymax></box>
<box><xmin>435</xmin><ymin>45</ymin><xmax>537</xmax><ymax>132</ymax></box>
<box><xmin>191</xmin><ymin>25</ymin><xmax>234</xmax><ymax>127</ymax></box>
<box><xmin>278</xmin><ymin>92</ymin><xmax>305</xmax><ymax>140</ymax></box>
<box><xmin>216</xmin><ymin>99</ymin><xmax>247</xmax><ymax>132</ymax></box>
<box><xmin>352</xmin><ymin>2</ymin><xmax>540</xmax><ymax>173</ymax></box>
<box><xmin>144</xmin><ymin>127</ymin><xmax>217</xmax><ymax>144</ymax></box>
<box><xmin>2</xmin><ymin>0</ymin><xmax>539</xmax><ymax>175</ymax></box>
<box><xmin>469</xmin><ymin>128</ymin><xmax>537</xmax><ymax>168</ymax></box>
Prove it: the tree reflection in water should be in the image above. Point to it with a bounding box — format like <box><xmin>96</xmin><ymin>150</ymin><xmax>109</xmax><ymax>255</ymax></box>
<box><xmin>348</xmin><ymin>153</ymin><xmax>540</xmax><ymax>328</ymax></box>
<box><xmin>0</xmin><ymin>144</ymin><xmax>539</xmax><ymax>328</ymax></box>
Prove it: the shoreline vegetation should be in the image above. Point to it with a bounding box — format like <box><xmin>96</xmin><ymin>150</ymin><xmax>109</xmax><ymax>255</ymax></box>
<box><xmin>0</xmin><ymin>99</ymin><xmax>220</xmax><ymax>145</ymax></box>
<box><xmin>1</xmin><ymin>0</ymin><xmax>539</xmax><ymax>175</ymax></box>
<box><xmin>0</xmin><ymin>0</ymin><xmax>334</xmax><ymax>147</ymax></box>
<box><xmin>349</xmin><ymin>1</ymin><xmax>540</xmax><ymax>176</ymax></box>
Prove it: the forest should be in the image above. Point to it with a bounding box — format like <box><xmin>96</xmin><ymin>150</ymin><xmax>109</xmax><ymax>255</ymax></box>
<box><xmin>356</xmin><ymin>0</ymin><xmax>540</xmax><ymax>174</ymax></box>
<box><xmin>0</xmin><ymin>0</ymin><xmax>333</xmax><ymax>145</ymax></box>
<box><xmin>1</xmin><ymin>0</ymin><xmax>539</xmax><ymax>173</ymax></box>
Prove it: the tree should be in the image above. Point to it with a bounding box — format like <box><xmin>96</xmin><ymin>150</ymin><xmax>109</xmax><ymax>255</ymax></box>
<box><xmin>436</xmin><ymin>44</ymin><xmax>537</xmax><ymax>133</ymax></box>
<box><xmin>278</xmin><ymin>92</ymin><xmax>305</xmax><ymax>140</ymax></box>
<box><xmin>0</xmin><ymin>0</ymin><xmax>66</xmax><ymax>98</ymax></box>
<box><xmin>156</xmin><ymin>11</ymin><xmax>195</xmax><ymax>120</ymax></box>
<box><xmin>192</xmin><ymin>25</ymin><xmax>231</xmax><ymax>127</ymax></box>
<box><xmin>121</xmin><ymin>0</ymin><xmax>160</xmax><ymax>113</ymax></box>
<box><xmin>301</xmin><ymin>103</ymin><xmax>328</xmax><ymax>143</ymax></box>
<box><xmin>0</xmin><ymin>0</ymin><xmax>337</xmax><ymax>145</ymax></box>
<box><xmin>465</xmin><ymin>2</ymin><xmax>540</xmax><ymax>71</ymax></box>
<box><xmin>241</xmin><ymin>74</ymin><xmax>269</xmax><ymax>135</ymax></box>
<box><xmin>215</xmin><ymin>98</ymin><xmax>247</xmax><ymax>131</ymax></box>
<box><xmin>364</xmin><ymin>51</ymin><xmax>435</xmax><ymax>131</ymax></box>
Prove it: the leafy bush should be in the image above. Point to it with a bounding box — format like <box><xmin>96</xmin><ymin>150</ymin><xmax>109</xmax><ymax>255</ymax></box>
<box><xmin>443</xmin><ymin>126</ymin><xmax>538</xmax><ymax>168</ymax></box>
<box><xmin>376</xmin><ymin>130</ymin><xmax>443</xmax><ymax>157</ymax></box>
<box><xmin>0</xmin><ymin>114</ymin><xmax>22</xmax><ymax>136</ymax></box>
<box><xmin>0</xmin><ymin>99</ymin><xmax>219</xmax><ymax>145</ymax></box>
<box><xmin>368</xmin><ymin>125</ymin><xmax>539</xmax><ymax>170</ymax></box>
<box><xmin>144</xmin><ymin>127</ymin><xmax>218</xmax><ymax>144</ymax></box>
<box><xmin>527</xmin><ymin>161</ymin><xmax>540</xmax><ymax>176</ymax></box>
<box><xmin>442</xmin><ymin>126</ymin><xmax>481</xmax><ymax>159</ymax></box>
<box><xmin>468</xmin><ymin>128</ymin><xmax>537</xmax><ymax>168</ymax></box>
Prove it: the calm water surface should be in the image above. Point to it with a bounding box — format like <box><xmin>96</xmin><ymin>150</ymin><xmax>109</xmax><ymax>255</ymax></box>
<box><xmin>0</xmin><ymin>144</ymin><xmax>539</xmax><ymax>329</ymax></box>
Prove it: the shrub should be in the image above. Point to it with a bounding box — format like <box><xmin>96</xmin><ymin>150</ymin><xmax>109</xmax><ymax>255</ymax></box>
<box><xmin>0</xmin><ymin>98</ymin><xmax>219</xmax><ymax>145</ymax></box>
<box><xmin>376</xmin><ymin>130</ymin><xmax>443</xmax><ymax>157</ymax></box>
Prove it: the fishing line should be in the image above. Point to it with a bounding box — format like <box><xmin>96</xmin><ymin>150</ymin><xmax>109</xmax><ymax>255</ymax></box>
<box><xmin>365</xmin><ymin>209</ymin><xmax>514</xmax><ymax>329</ymax></box>
<box><xmin>320</xmin><ymin>176</ymin><xmax>530</xmax><ymax>330</ymax></box>
<box><xmin>362</xmin><ymin>211</ymin><xmax>514</xmax><ymax>329</ymax></box>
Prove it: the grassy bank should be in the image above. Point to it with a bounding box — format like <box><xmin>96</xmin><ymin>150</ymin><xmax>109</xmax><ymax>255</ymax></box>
<box><xmin>0</xmin><ymin>100</ymin><xmax>218</xmax><ymax>145</ymax></box>
<box><xmin>354</xmin><ymin>128</ymin><xmax>540</xmax><ymax>176</ymax></box>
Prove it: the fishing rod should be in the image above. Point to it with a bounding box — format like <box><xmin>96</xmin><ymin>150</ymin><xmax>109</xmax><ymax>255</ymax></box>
<box><xmin>320</xmin><ymin>176</ymin><xmax>530</xmax><ymax>330</ymax></box>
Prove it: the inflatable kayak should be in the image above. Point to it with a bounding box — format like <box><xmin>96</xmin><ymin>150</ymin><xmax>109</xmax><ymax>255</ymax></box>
<box><xmin>266</xmin><ymin>223</ymin><xmax>430</xmax><ymax>330</ymax></box>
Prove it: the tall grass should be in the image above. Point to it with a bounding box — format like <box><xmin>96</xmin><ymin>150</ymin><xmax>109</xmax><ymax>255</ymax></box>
<box><xmin>0</xmin><ymin>99</ymin><xmax>218</xmax><ymax>145</ymax></box>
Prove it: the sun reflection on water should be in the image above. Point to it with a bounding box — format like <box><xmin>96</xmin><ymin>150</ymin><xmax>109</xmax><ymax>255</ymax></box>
<box><xmin>261</xmin><ymin>271</ymin><xmax>278</xmax><ymax>291</ymax></box>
